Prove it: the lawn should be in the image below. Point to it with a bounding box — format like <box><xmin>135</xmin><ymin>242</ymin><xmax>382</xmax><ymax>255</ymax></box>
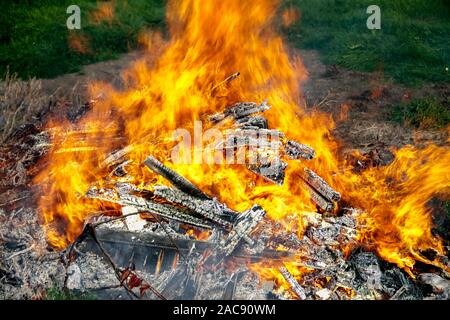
<box><xmin>391</xmin><ymin>98</ymin><xmax>450</xmax><ymax>129</ymax></box>
<box><xmin>0</xmin><ymin>0</ymin><xmax>165</xmax><ymax>79</ymax></box>
<box><xmin>286</xmin><ymin>0</ymin><xmax>450</xmax><ymax>86</ymax></box>
<box><xmin>1</xmin><ymin>0</ymin><xmax>449</xmax><ymax>87</ymax></box>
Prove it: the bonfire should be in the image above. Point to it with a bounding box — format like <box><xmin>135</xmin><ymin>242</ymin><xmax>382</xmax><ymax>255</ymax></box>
<box><xmin>1</xmin><ymin>0</ymin><xmax>449</xmax><ymax>300</ymax></box>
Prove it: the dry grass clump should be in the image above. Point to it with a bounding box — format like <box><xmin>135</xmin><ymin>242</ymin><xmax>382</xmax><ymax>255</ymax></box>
<box><xmin>0</xmin><ymin>71</ymin><xmax>51</xmax><ymax>143</ymax></box>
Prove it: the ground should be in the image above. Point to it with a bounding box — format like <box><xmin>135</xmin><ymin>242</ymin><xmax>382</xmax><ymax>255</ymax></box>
<box><xmin>301</xmin><ymin>51</ymin><xmax>449</xmax><ymax>148</ymax></box>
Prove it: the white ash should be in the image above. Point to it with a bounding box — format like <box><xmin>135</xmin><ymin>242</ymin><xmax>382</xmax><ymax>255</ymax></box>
<box><xmin>0</xmin><ymin>208</ymin><xmax>66</xmax><ymax>299</ymax></box>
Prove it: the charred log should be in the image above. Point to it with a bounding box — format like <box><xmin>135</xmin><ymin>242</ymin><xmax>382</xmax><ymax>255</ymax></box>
<box><xmin>303</xmin><ymin>183</ymin><xmax>334</xmax><ymax>212</ymax></box>
<box><xmin>302</xmin><ymin>168</ymin><xmax>341</xmax><ymax>202</ymax></box>
<box><xmin>86</xmin><ymin>188</ymin><xmax>213</xmax><ymax>229</ymax></box>
<box><xmin>285</xmin><ymin>140</ymin><xmax>315</xmax><ymax>160</ymax></box>
<box><xmin>247</xmin><ymin>158</ymin><xmax>287</xmax><ymax>185</ymax></box>
<box><xmin>208</xmin><ymin>101</ymin><xmax>270</xmax><ymax>123</ymax></box>
<box><xmin>235</xmin><ymin>116</ymin><xmax>268</xmax><ymax>129</ymax></box>
<box><xmin>279</xmin><ymin>266</ymin><xmax>307</xmax><ymax>300</ymax></box>
<box><xmin>144</xmin><ymin>155</ymin><xmax>210</xmax><ymax>200</ymax></box>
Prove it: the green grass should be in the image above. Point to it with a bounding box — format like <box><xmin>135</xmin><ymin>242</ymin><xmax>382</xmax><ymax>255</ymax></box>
<box><xmin>45</xmin><ymin>287</ymin><xmax>96</xmax><ymax>300</ymax></box>
<box><xmin>445</xmin><ymin>201</ymin><xmax>450</xmax><ymax>218</ymax></box>
<box><xmin>1</xmin><ymin>0</ymin><xmax>165</xmax><ymax>79</ymax></box>
<box><xmin>285</xmin><ymin>0</ymin><xmax>450</xmax><ymax>86</ymax></box>
<box><xmin>391</xmin><ymin>97</ymin><xmax>450</xmax><ymax>129</ymax></box>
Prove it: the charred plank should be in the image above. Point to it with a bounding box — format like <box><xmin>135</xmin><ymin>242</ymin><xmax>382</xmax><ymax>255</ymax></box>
<box><xmin>279</xmin><ymin>266</ymin><xmax>307</xmax><ymax>300</ymax></box>
<box><xmin>235</xmin><ymin>116</ymin><xmax>268</xmax><ymax>129</ymax></box>
<box><xmin>144</xmin><ymin>155</ymin><xmax>210</xmax><ymax>200</ymax></box>
<box><xmin>208</xmin><ymin>101</ymin><xmax>270</xmax><ymax>123</ymax></box>
<box><xmin>303</xmin><ymin>183</ymin><xmax>334</xmax><ymax>212</ymax></box>
<box><xmin>86</xmin><ymin>188</ymin><xmax>213</xmax><ymax>229</ymax></box>
<box><xmin>247</xmin><ymin>158</ymin><xmax>287</xmax><ymax>185</ymax></box>
<box><xmin>302</xmin><ymin>168</ymin><xmax>340</xmax><ymax>202</ymax></box>
<box><xmin>285</xmin><ymin>140</ymin><xmax>315</xmax><ymax>160</ymax></box>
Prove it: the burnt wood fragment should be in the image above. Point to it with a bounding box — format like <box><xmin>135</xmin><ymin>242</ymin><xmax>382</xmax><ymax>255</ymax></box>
<box><xmin>208</xmin><ymin>101</ymin><xmax>270</xmax><ymax>123</ymax></box>
<box><xmin>303</xmin><ymin>183</ymin><xmax>334</xmax><ymax>212</ymax></box>
<box><xmin>285</xmin><ymin>140</ymin><xmax>315</xmax><ymax>160</ymax></box>
<box><xmin>220</xmin><ymin>205</ymin><xmax>266</xmax><ymax>256</ymax></box>
<box><xmin>302</xmin><ymin>168</ymin><xmax>340</xmax><ymax>202</ymax></box>
<box><xmin>153</xmin><ymin>185</ymin><xmax>233</xmax><ymax>229</ymax></box>
<box><xmin>279</xmin><ymin>266</ymin><xmax>307</xmax><ymax>299</ymax></box>
<box><xmin>144</xmin><ymin>155</ymin><xmax>210</xmax><ymax>200</ymax></box>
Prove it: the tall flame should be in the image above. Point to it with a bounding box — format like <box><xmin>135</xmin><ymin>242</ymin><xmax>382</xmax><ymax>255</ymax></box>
<box><xmin>34</xmin><ymin>0</ymin><xmax>449</xmax><ymax>280</ymax></box>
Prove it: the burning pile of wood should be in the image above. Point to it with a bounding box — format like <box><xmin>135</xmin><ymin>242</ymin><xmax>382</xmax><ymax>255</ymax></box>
<box><xmin>85</xmin><ymin>100</ymin><xmax>344</xmax><ymax>262</ymax></box>
<box><xmin>55</xmin><ymin>101</ymin><xmax>447</xmax><ymax>300</ymax></box>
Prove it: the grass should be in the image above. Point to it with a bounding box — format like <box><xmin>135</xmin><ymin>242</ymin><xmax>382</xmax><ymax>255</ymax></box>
<box><xmin>391</xmin><ymin>97</ymin><xmax>450</xmax><ymax>129</ymax></box>
<box><xmin>1</xmin><ymin>0</ymin><xmax>165</xmax><ymax>79</ymax></box>
<box><xmin>45</xmin><ymin>287</ymin><xmax>95</xmax><ymax>300</ymax></box>
<box><xmin>0</xmin><ymin>72</ymin><xmax>50</xmax><ymax>142</ymax></box>
<box><xmin>285</xmin><ymin>0</ymin><xmax>450</xmax><ymax>86</ymax></box>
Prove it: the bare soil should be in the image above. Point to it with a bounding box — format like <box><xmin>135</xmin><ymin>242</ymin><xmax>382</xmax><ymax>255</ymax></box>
<box><xmin>300</xmin><ymin>51</ymin><xmax>449</xmax><ymax>149</ymax></box>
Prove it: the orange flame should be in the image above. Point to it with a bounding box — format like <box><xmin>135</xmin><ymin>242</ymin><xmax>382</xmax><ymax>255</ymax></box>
<box><xmin>68</xmin><ymin>33</ymin><xmax>91</xmax><ymax>55</ymax></box>
<box><xmin>339</xmin><ymin>143</ymin><xmax>450</xmax><ymax>272</ymax></box>
<box><xmin>90</xmin><ymin>1</ymin><xmax>115</xmax><ymax>26</ymax></box>
<box><xmin>281</xmin><ymin>6</ymin><xmax>300</xmax><ymax>28</ymax></box>
<box><xmin>34</xmin><ymin>0</ymin><xmax>449</xmax><ymax>285</ymax></box>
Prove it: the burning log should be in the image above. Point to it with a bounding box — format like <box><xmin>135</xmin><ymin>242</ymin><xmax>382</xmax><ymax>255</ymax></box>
<box><xmin>116</xmin><ymin>194</ymin><xmax>213</xmax><ymax>229</ymax></box>
<box><xmin>144</xmin><ymin>155</ymin><xmax>210</xmax><ymax>200</ymax></box>
<box><xmin>285</xmin><ymin>140</ymin><xmax>315</xmax><ymax>160</ymax></box>
<box><xmin>302</xmin><ymin>168</ymin><xmax>341</xmax><ymax>202</ymax></box>
<box><xmin>218</xmin><ymin>135</ymin><xmax>283</xmax><ymax>151</ymax></box>
<box><xmin>100</xmin><ymin>145</ymin><xmax>133</xmax><ymax>169</ymax></box>
<box><xmin>208</xmin><ymin>101</ymin><xmax>270</xmax><ymax>123</ymax></box>
<box><xmin>219</xmin><ymin>205</ymin><xmax>266</xmax><ymax>256</ymax></box>
<box><xmin>279</xmin><ymin>266</ymin><xmax>307</xmax><ymax>300</ymax></box>
<box><xmin>303</xmin><ymin>183</ymin><xmax>334</xmax><ymax>212</ymax></box>
<box><xmin>235</xmin><ymin>116</ymin><xmax>268</xmax><ymax>129</ymax></box>
<box><xmin>247</xmin><ymin>158</ymin><xmax>287</xmax><ymax>185</ymax></box>
<box><xmin>219</xmin><ymin>128</ymin><xmax>284</xmax><ymax>153</ymax></box>
<box><xmin>153</xmin><ymin>185</ymin><xmax>233</xmax><ymax>229</ymax></box>
<box><xmin>208</xmin><ymin>101</ymin><xmax>323</xmax><ymax>188</ymax></box>
<box><xmin>228</xmin><ymin>128</ymin><xmax>285</xmax><ymax>140</ymax></box>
